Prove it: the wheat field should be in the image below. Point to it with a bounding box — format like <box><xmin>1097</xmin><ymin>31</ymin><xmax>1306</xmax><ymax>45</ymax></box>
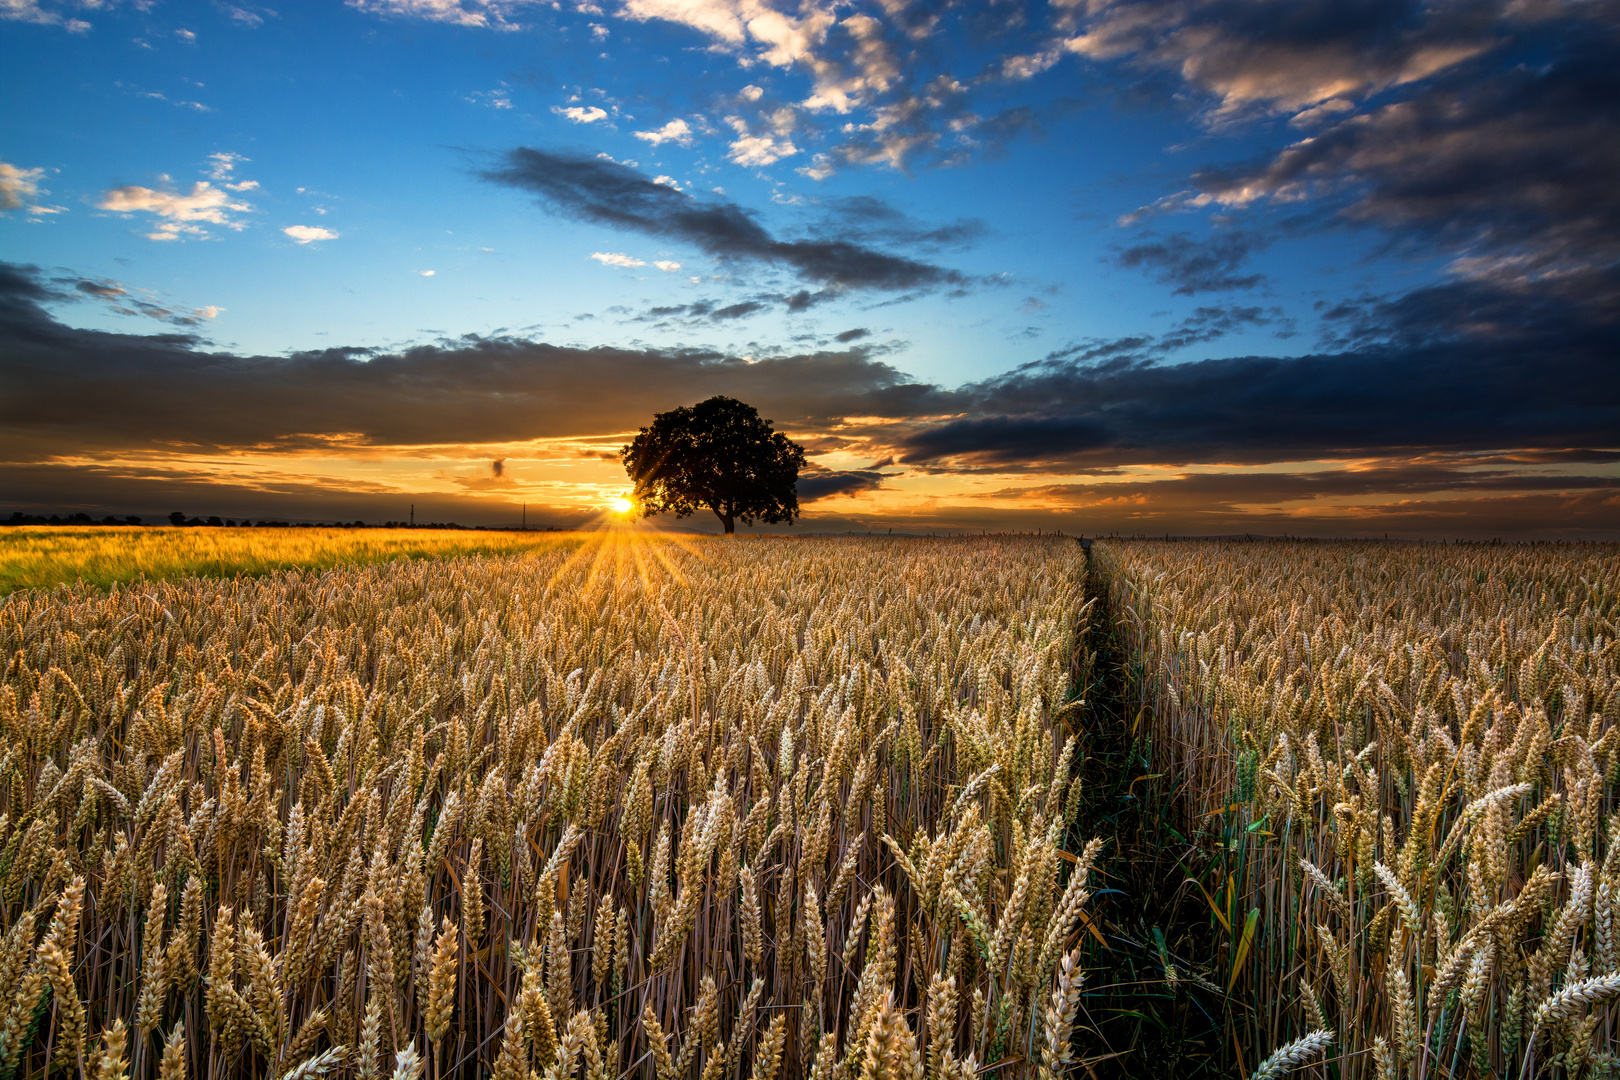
<box><xmin>0</xmin><ymin>527</ymin><xmax>585</xmax><ymax>596</ymax></box>
<box><xmin>0</xmin><ymin>534</ymin><xmax>1098</xmax><ymax>1080</ymax></box>
<box><xmin>1098</xmin><ymin>540</ymin><xmax>1620</xmax><ymax>1078</ymax></box>
<box><xmin>7</xmin><ymin>529</ymin><xmax>1617</xmax><ymax>1080</ymax></box>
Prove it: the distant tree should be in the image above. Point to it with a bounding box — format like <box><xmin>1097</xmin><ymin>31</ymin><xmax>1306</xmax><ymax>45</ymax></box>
<box><xmin>621</xmin><ymin>396</ymin><xmax>807</xmax><ymax>535</ymax></box>
<box><xmin>126</xmin><ymin>516</ymin><xmax>142</xmax><ymax>526</ymax></box>
<box><xmin>169</xmin><ymin>511</ymin><xmax>187</xmax><ymax>527</ymax></box>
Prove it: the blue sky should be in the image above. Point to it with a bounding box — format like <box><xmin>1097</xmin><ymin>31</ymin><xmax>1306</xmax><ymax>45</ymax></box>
<box><xmin>3</xmin><ymin>0</ymin><xmax>1616</xmax><ymax>535</ymax></box>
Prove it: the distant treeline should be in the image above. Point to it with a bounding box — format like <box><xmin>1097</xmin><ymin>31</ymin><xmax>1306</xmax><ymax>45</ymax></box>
<box><xmin>6</xmin><ymin>511</ymin><xmax>554</xmax><ymax>531</ymax></box>
<box><xmin>8</xmin><ymin>512</ymin><xmax>144</xmax><ymax>526</ymax></box>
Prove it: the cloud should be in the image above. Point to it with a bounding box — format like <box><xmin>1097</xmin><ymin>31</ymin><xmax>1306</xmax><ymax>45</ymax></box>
<box><xmin>221</xmin><ymin>4</ymin><xmax>267</xmax><ymax>28</ymax></box>
<box><xmin>634</xmin><ymin>118</ymin><xmax>694</xmax><ymax>146</ymax></box>
<box><xmin>3</xmin><ymin>260</ymin><xmax>1615</xmax><ymax>536</ymax></box>
<box><xmin>897</xmin><ymin>273</ymin><xmax>1619</xmax><ymax>469</ymax></box>
<box><xmin>711</xmin><ymin>299</ymin><xmax>765</xmax><ymax>319</ymax></box>
<box><xmin>52</xmin><ymin>273</ymin><xmax>224</xmax><ymax>328</ymax></box>
<box><xmin>1066</xmin><ymin>1</ymin><xmax>1620</xmax><ymax>317</ymax></box>
<box><xmin>654</xmin><ymin>260</ymin><xmax>682</xmax><ymax>272</ymax></box>
<box><xmin>0</xmin><ymin>161</ymin><xmax>47</xmax><ymax>213</ymax></box>
<box><xmin>419</xmin><ymin>270</ymin><xmax>437</xmax><ymax>277</ymax></box>
<box><xmin>632</xmin><ymin>295</ymin><xmax>786</xmax><ymax>323</ymax></box>
<box><xmin>1055</xmin><ymin>0</ymin><xmax>1496</xmax><ymax>120</ymax></box>
<box><xmin>797</xmin><ymin>467</ymin><xmax>886</xmax><ymax>500</ymax></box>
<box><xmin>346</xmin><ymin>0</ymin><xmax>545</xmax><ymax>29</ymax></box>
<box><xmin>482</xmin><ymin>146</ymin><xmax>968</xmax><ymax>291</ymax></box>
<box><xmin>556</xmin><ymin>105</ymin><xmax>609</xmax><ymax>123</ymax></box>
<box><xmin>1187</xmin><ymin>36</ymin><xmax>1620</xmax><ymax>285</ymax></box>
<box><xmin>1</xmin><ymin>1</ymin><xmax>91</xmax><ymax>31</ymax></box>
<box><xmin>0</xmin><ymin>260</ymin><xmax>945</xmax><ymax>462</ymax></box>
<box><xmin>834</xmin><ymin>327</ymin><xmax>869</xmax><ymax>342</ymax></box>
<box><xmin>591</xmin><ymin>251</ymin><xmax>646</xmax><ymax>268</ymax></box>
<box><xmin>1041</xmin><ymin>304</ymin><xmax>1288</xmax><ymax>365</ymax></box>
<box><xmin>208</xmin><ymin>152</ymin><xmax>248</xmax><ymax>180</ymax></box>
<box><xmin>283</xmin><ymin>225</ymin><xmax>339</xmax><ymax>244</ymax></box>
<box><xmin>727</xmin><ymin>132</ymin><xmax>798</xmax><ymax>167</ymax></box>
<box><xmin>97</xmin><ymin>178</ymin><xmax>254</xmax><ymax>241</ymax></box>
<box><xmin>1113</xmin><ymin>230</ymin><xmax>1268</xmax><ymax>295</ymax></box>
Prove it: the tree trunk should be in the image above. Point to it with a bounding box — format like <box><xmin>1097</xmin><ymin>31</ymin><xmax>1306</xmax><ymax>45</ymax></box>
<box><xmin>713</xmin><ymin>506</ymin><xmax>736</xmax><ymax>534</ymax></box>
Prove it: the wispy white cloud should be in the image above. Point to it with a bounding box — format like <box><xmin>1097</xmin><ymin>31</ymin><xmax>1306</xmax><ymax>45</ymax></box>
<box><xmin>555</xmin><ymin>105</ymin><xmax>609</xmax><ymax>123</ymax></box>
<box><xmin>419</xmin><ymin>269</ymin><xmax>436</xmax><ymax>276</ymax></box>
<box><xmin>654</xmin><ymin>260</ymin><xmax>682</xmax><ymax>271</ymax></box>
<box><xmin>634</xmin><ymin>118</ymin><xmax>694</xmax><ymax>147</ymax></box>
<box><xmin>0</xmin><ymin>0</ymin><xmax>91</xmax><ymax>32</ymax></box>
<box><xmin>0</xmin><ymin>161</ymin><xmax>46</xmax><ymax>212</ymax></box>
<box><xmin>591</xmin><ymin>252</ymin><xmax>646</xmax><ymax>268</ymax></box>
<box><xmin>221</xmin><ymin>4</ymin><xmax>267</xmax><ymax>27</ymax></box>
<box><xmin>346</xmin><ymin>0</ymin><xmax>544</xmax><ymax>29</ymax></box>
<box><xmin>283</xmin><ymin>225</ymin><xmax>339</xmax><ymax>244</ymax></box>
<box><xmin>124</xmin><ymin>85</ymin><xmax>216</xmax><ymax>112</ymax></box>
<box><xmin>724</xmin><ymin>116</ymin><xmax>796</xmax><ymax>166</ymax></box>
<box><xmin>98</xmin><ymin>181</ymin><xmax>254</xmax><ymax>241</ymax></box>
<box><xmin>208</xmin><ymin>152</ymin><xmax>249</xmax><ymax>181</ymax></box>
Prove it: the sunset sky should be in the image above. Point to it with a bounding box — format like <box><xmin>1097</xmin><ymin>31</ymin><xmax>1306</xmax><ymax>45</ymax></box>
<box><xmin>3</xmin><ymin>0</ymin><xmax>1616</xmax><ymax>536</ymax></box>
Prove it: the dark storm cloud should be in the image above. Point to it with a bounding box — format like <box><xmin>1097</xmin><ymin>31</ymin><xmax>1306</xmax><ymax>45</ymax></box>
<box><xmin>1057</xmin><ymin>0</ymin><xmax>1504</xmax><ymax>118</ymax></box>
<box><xmin>899</xmin><ymin>275</ymin><xmax>1620</xmax><ymax>468</ymax></box>
<box><xmin>797</xmin><ymin>469</ymin><xmax>889</xmax><ymax>500</ymax></box>
<box><xmin>482</xmin><ymin>148</ymin><xmax>967</xmax><ymax>292</ymax></box>
<box><xmin>5</xmin><ymin>260</ymin><xmax>1616</xmax><ymax>520</ymax></box>
<box><xmin>816</xmin><ymin>196</ymin><xmax>986</xmax><ymax>249</ymax></box>
<box><xmin>711</xmin><ymin>300</ymin><xmax>767</xmax><ymax>320</ymax></box>
<box><xmin>50</xmin><ymin>273</ymin><xmax>222</xmax><ymax>327</ymax></box>
<box><xmin>1076</xmin><ymin>0</ymin><xmax>1620</xmax><ymax>307</ymax></box>
<box><xmin>1189</xmin><ymin>35</ymin><xmax>1620</xmax><ymax>280</ymax></box>
<box><xmin>1112</xmin><ymin>231</ymin><xmax>1269</xmax><ymax>295</ymax></box>
<box><xmin>1043</xmin><ymin>304</ymin><xmax>1286</xmax><ymax>364</ymax></box>
<box><xmin>631</xmin><ymin>291</ymin><xmax>836</xmax><ymax>325</ymax></box>
<box><xmin>0</xmin><ymin>261</ymin><xmax>951</xmax><ymax>461</ymax></box>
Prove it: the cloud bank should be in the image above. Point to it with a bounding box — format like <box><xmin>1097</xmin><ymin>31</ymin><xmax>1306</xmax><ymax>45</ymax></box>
<box><xmin>4</xmin><ymin>258</ymin><xmax>1615</xmax><ymax>534</ymax></box>
<box><xmin>483</xmin><ymin>147</ymin><xmax>969</xmax><ymax>293</ymax></box>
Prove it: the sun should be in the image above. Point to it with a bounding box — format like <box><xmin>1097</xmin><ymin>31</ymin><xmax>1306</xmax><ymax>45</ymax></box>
<box><xmin>611</xmin><ymin>495</ymin><xmax>635</xmax><ymax>515</ymax></box>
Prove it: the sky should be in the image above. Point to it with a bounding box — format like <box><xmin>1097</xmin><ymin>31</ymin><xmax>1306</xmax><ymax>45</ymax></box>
<box><xmin>2</xmin><ymin>0</ymin><xmax>1617</xmax><ymax>537</ymax></box>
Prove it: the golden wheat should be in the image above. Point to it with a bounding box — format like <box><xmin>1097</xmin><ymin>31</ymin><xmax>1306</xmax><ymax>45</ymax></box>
<box><xmin>0</xmin><ymin>533</ymin><xmax>1096</xmax><ymax>1079</ymax></box>
<box><xmin>1097</xmin><ymin>539</ymin><xmax>1620</xmax><ymax>1078</ymax></box>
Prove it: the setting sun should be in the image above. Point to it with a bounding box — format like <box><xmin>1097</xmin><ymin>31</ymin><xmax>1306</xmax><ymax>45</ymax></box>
<box><xmin>611</xmin><ymin>495</ymin><xmax>635</xmax><ymax>514</ymax></box>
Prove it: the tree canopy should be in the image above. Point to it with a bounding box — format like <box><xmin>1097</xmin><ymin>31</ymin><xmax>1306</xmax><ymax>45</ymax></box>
<box><xmin>621</xmin><ymin>396</ymin><xmax>807</xmax><ymax>534</ymax></box>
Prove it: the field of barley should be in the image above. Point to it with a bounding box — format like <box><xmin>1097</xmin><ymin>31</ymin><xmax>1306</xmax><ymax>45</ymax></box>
<box><xmin>0</xmin><ymin>534</ymin><xmax>1099</xmax><ymax>1080</ymax></box>
<box><xmin>1098</xmin><ymin>540</ymin><xmax>1620</xmax><ymax>1079</ymax></box>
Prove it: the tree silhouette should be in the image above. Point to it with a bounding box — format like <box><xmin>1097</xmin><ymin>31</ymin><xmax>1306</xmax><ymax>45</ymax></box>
<box><xmin>621</xmin><ymin>396</ymin><xmax>806</xmax><ymax>534</ymax></box>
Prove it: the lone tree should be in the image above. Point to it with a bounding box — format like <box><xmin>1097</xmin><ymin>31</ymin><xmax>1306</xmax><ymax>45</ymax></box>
<box><xmin>622</xmin><ymin>396</ymin><xmax>806</xmax><ymax>534</ymax></box>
